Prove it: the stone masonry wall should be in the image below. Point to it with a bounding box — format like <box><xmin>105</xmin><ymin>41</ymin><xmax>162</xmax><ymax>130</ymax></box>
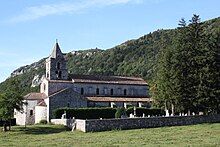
<box><xmin>48</xmin><ymin>88</ymin><xmax>87</xmax><ymax>120</ymax></box>
<box><xmin>77</xmin><ymin>114</ymin><xmax>220</xmax><ymax>132</ymax></box>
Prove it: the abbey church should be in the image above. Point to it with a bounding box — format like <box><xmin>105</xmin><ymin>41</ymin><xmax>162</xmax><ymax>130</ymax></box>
<box><xmin>15</xmin><ymin>42</ymin><xmax>151</xmax><ymax>125</ymax></box>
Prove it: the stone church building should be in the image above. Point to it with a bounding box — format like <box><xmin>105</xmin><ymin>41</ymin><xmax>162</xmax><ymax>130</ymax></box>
<box><xmin>15</xmin><ymin>42</ymin><xmax>151</xmax><ymax>125</ymax></box>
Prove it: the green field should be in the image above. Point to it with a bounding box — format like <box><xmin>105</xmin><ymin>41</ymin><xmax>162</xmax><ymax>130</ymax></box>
<box><xmin>0</xmin><ymin>123</ymin><xmax>220</xmax><ymax>146</ymax></box>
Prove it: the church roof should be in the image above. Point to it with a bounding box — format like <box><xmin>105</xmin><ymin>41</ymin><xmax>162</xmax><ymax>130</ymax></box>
<box><xmin>24</xmin><ymin>93</ymin><xmax>47</xmax><ymax>100</ymax></box>
<box><xmin>70</xmin><ymin>74</ymin><xmax>148</xmax><ymax>85</ymax></box>
<box><xmin>86</xmin><ymin>96</ymin><xmax>152</xmax><ymax>102</ymax></box>
<box><xmin>37</xmin><ymin>100</ymin><xmax>47</xmax><ymax>107</ymax></box>
<box><xmin>50</xmin><ymin>42</ymin><xmax>64</xmax><ymax>59</ymax></box>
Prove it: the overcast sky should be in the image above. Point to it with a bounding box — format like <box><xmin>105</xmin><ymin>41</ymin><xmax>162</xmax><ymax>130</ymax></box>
<box><xmin>0</xmin><ymin>0</ymin><xmax>219</xmax><ymax>82</ymax></box>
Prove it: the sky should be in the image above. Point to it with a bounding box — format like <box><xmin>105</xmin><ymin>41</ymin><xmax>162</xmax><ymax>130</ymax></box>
<box><xmin>0</xmin><ymin>0</ymin><xmax>219</xmax><ymax>83</ymax></box>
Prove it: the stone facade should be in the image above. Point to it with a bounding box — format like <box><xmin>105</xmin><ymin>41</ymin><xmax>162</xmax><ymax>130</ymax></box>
<box><xmin>15</xmin><ymin>42</ymin><xmax>151</xmax><ymax>125</ymax></box>
<box><xmin>48</xmin><ymin>88</ymin><xmax>87</xmax><ymax>119</ymax></box>
<box><xmin>45</xmin><ymin>42</ymin><xmax>68</xmax><ymax>81</ymax></box>
<box><xmin>35</xmin><ymin>105</ymin><xmax>47</xmax><ymax>124</ymax></box>
<box><xmin>15</xmin><ymin>100</ymin><xmax>38</xmax><ymax>125</ymax></box>
<box><xmin>75</xmin><ymin>114</ymin><xmax>220</xmax><ymax>132</ymax></box>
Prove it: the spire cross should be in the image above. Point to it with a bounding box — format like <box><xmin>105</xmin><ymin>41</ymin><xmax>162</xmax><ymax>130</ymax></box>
<box><xmin>56</xmin><ymin>39</ymin><xmax>58</xmax><ymax>43</ymax></box>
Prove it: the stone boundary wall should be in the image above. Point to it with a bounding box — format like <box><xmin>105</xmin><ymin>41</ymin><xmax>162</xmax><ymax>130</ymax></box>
<box><xmin>51</xmin><ymin>119</ymin><xmax>74</xmax><ymax>128</ymax></box>
<box><xmin>77</xmin><ymin>114</ymin><xmax>220</xmax><ymax>132</ymax></box>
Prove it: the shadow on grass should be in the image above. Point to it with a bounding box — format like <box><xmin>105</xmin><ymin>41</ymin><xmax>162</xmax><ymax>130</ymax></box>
<box><xmin>15</xmin><ymin>125</ymin><xmax>70</xmax><ymax>135</ymax></box>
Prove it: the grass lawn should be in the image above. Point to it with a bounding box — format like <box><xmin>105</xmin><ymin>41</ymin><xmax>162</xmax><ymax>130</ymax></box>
<box><xmin>0</xmin><ymin>123</ymin><xmax>219</xmax><ymax>146</ymax></box>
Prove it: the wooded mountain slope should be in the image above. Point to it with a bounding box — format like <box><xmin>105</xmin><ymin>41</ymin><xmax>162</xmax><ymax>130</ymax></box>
<box><xmin>0</xmin><ymin>17</ymin><xmax>219</xmax><ymax>96</ymax></box>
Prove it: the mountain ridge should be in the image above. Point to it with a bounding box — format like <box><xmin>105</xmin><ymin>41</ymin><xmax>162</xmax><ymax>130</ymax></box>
<box><xmin>0</xmin><ymin>17</ymin><xmax>219</xmax><ymax>95</ymax></box>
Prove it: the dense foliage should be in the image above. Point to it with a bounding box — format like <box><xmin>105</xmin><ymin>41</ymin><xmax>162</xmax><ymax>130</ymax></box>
<box><xmin>153</xmin><ymin>15</ymin><xmax>220</xmax><ymax>114</ymax></box>
<box><xmin>0</xmin><ymin>16</ymin><xmax>219</xmax><ymax>113</ymax></box>
<box><xmin>54</xmin><ymin>107</ymin><xmax>165</xmax><ymax>119</ymax></box>
<box><xmin>0</xmin><ymin>91</ymin><xmax>25</xmax><ymax>131</ymax></box>
<box><xmin>54</xmin><ymin>107</ymin><xmax>117</xmax><ymax>119</ymax></box>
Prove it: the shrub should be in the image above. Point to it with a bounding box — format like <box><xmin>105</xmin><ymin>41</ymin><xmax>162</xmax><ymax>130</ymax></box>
<box><xmin>53</xmin><ymin>107</ymin><xmax>165</xmax><ymax>119</ymax></box>
<box><xmin>0</xmin><ymin>118</ymin><xmax>16</xmax><ymax>126</ymax></box>
<box><xmin>115</xmin><ymin>107</ymin><xmax>126</xmax><ymax>118</ymax></box>
<box><xmin>53</xmin><ymin>107</ymin><xmax>117</xmax><ymax>119</ymax></box>
<box><xmin>39</xmin><ymin>120</ymin><xmax>47</xmax><ymax>124</ymax></box>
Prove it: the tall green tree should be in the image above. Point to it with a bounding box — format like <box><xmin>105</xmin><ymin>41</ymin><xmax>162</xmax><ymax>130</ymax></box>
<box><xmin>0</xmin><ymin>91</ymin><xmax>25</xmax><ymax>131</ymax></box>
<box><xmin>153</xmin><ymin>14</ymin><xmax>220</xmax><ymax>114</ymax></box>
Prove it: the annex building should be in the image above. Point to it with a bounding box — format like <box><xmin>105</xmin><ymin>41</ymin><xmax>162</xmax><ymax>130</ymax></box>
<box><xmin>15</xmin><ymin>42</ymin><xmax>151</xmax><ymax>125</ymax></box>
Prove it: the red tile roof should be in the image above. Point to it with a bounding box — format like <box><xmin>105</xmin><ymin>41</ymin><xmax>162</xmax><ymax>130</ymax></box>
<box><xmin>86</xmin><ymin>96</ymin><xmax>152</xmax><ymax>102</ymax></box>
<box><xmin>24</xmin><ymin>93</ymin><xmax>47</xmax><ymax>100</ymax></box>
<box><xmin>37</xmin><ymin>100</ymin><xmax>47</xmax><ymax>107</ymax></box>
<box><xmin>70</xmin><ymin>74</ymin><xmax>148</xmax><ymax>85</ymax></box>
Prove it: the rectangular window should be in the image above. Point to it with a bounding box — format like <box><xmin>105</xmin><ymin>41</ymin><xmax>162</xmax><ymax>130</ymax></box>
<box><xmin>111</xmin><ymin>89</ymin><xmax>114</xmax><ymax>95</ymax></box>
<box><xmin>96</xmin><ymin>88</ymin><xmax>99</xmax><ymax>95</ymax></box>
<box><xmin>81</xmin><ymin>88</ymin><xmax>84</xmax><ymax>95</ymax></box>
<box><xmin>30</xmin><ymin>110</ymin><xmax>33</xmax><ymax>116</ymax></box>
<box><xmin>124</xmin><ymin>89</ymin><xmax>127</xmax><ymax>96</ymax></box>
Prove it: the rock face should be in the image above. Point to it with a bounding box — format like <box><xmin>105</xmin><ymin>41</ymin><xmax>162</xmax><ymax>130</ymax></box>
<box><xmin>31</xmin><ymin>75</ymin><xmax>45</xmax><ymax>87</ymax></box>
<box><xmin>10</xmin><ymin>58</ymin><xmax>46</xmax><ymax>78</ymax></box>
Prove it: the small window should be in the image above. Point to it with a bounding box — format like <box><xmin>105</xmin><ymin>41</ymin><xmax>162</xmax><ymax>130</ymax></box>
<box><xmin>58</xmin><ymin>71</ymin><xmax>62</xmax><ymax>78</ymax></box>
<box><xmin>81</xmin><ymin>88</ymin><xmax>84</xmax><ymax>95</ymax></box>
<box><xmin>124</xmin><ymin>89</ymin><xmax>127</xmax><ymax>96</ymax></box>
<box><xmin>111</xmin><ymin>89</ymin><xmax>114</xmax><ymax>95</ymax></box>
<box><xmin>67</xmin><ymin>103</ymin><xmax>70</xmax><ymax>107</ymax></box>
<box><xmin>43</xmin><ymin>84</ymin><xmax>46</xmax><ymax>91</ymax></box>
<box><xmin>96</xmin><ymin>88</ymin><xmax>99</xmax><ymax>95</ymax></box>
<box><xmin>57</xmin><ymin>62</ymin><xmax>61</xmax><ymax>69</ymax></box>
<box><xmin>30</xmin><ymin>110</ymin><xmax>33</xmax><ymax>116</ymax></box>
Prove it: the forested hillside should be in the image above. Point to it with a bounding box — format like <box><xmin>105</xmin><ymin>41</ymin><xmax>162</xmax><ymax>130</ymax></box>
<box><xmin>0</xmin><ymin>17</ymin><xmax>219</xmax><ymax>97</ymax></box>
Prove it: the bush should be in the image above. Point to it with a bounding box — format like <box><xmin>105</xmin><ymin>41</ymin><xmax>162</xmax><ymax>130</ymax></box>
<box><xmin>0</xmin><ymin>118</ymin><xmax>16</xmax><ymax>126</ymax></box>
<box><xmin>53</xmin><ymin>107</ymin><xmax>117</xmax><ymax>119</ymax></box>
<box><xmin>53</xmin><ymin>107</ymin><xmax>165</xmax><ymax>119</ymax></box>
<box><xmin>126</xmin><ymin>107</ymin><xmax>165</xmax><ymax>117</ymax></box>
<box><xmin>39</xmin><ymin>120</ymin><xmax>47</xmax><ymax>124</ymax></box>
<box><xmin>115</xmin><ymin>107</ymin><xmax>126</xmax><ymax>118</ymax></box>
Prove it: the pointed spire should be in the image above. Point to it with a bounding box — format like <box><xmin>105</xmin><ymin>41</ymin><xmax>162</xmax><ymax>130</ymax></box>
<box><xmin>51</xmin><ymin>40</ymin><xmax>64</xmax><ymax>59</ymax></box>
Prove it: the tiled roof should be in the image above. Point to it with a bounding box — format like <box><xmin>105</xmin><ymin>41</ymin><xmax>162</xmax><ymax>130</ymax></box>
<box><xmin>86</xmin><ymin>96</ymin><xmax>152</xmax><ymax>102</ymax></box>
<box><xmin>37</xmin><ymin>100</ymin><xmax>47</xmax><ymax>107</ymax></box>
<box><xmin>24</xmin><ymin>93</ymin><xmax>47</xmax><ymax>100</ymax></box>
<box><xmin>70</xmin><ymin>74</ymin><xmax>148</xmax><ymax>85</ymax></box>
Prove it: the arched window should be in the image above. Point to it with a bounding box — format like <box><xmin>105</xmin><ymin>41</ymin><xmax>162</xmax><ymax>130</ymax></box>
<box><xmin>43</xmin><ymin>84</ymin><xmax>46</xmax><ymax>91</ymax></box>
<box><xmin>56</xmin><ymin>62</ymin><xmax>61</xmax><ymax>69</ymax></box>
<box><xmin>96</xmin><ymin>88</ymin><xmax>99</xmax><ymax>95</ymax></box>
<box><xmin>124</xmin><ymin>89</ymin><xmax>127</xmax><ymax>96</ymax></box>
<box><xmin>46</xmin><ymin>72</ymin><xmax>49</xmax><ymax>78</ymax></box>
<box><xmin>58</xmin><ymin>71</ymin><xmax>62</xmax><ymax>78</ymax></box>
<box><xmin>81</xmin><ymin>88</ymin><xmax>84</xmax><ymax>95</ymax></box>
<box><xmin>111</xmin><ymin>89</ymin><xmax>114</xmax><ymax>95</ymax></box>
<box><xmin>30</xmin><ymin>110</ymin><xmax>33</xmax><ymax>116</ymax></box>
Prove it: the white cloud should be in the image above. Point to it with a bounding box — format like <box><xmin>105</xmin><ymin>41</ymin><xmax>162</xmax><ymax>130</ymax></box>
<box><xmin>7</xmin><ymin>0</ymin><xmax>143</xmax><ymax>23</ymax></box>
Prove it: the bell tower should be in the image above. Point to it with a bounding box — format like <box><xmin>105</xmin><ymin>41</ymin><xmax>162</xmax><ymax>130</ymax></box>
<box><xmin>45</xmin><ymin>41</ymin><xmax>68</xmax><ymax>80</ymax></box>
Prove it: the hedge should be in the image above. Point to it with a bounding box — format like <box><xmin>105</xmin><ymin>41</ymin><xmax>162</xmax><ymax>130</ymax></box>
<box><xmin>0</xmin><ymin>118</ymin><xmax>16</xmax><ymax>126</ymax></box>
<box><xmin>54</xmin><ymin>107</ymin><xmax>165</xmax><ymax>119</ymax></box>
<box><xmin>54</xmin><ymin>107</ymin><xmax>117</xmax><ymax>119</ymax></box>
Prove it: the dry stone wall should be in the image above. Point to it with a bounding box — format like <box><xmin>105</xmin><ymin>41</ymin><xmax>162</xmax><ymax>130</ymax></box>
<box><xmin>77</xmin><ymin>114</ymin><xmax>220</xmax><ymax>132</ymax></box>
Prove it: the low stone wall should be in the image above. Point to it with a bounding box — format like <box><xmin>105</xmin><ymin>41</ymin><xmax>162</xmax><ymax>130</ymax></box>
<box><xmin>75</xmin><ymin>119</ymin><xmax>86</xmax><ymax>132</ymax></box>
<box><xmin>51</xmin><ymin>119</ymin><xmax>74</xmax><ymax>128</ymax></box>
<box><xmin>76</xmin><ymin>114</ymin><xmax>220</xmax><ymax>132</ymax></box>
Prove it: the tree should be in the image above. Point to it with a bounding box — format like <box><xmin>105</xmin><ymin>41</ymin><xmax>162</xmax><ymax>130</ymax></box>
<box><xmin>0</xmin><ymin>91</ymin><xmax>25</xmax><ymax>131</ymax></box>
<box><xmin>153</xmin><ymin>14</ymin><xmax>220</xmax><ymax>114</ymax></box>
